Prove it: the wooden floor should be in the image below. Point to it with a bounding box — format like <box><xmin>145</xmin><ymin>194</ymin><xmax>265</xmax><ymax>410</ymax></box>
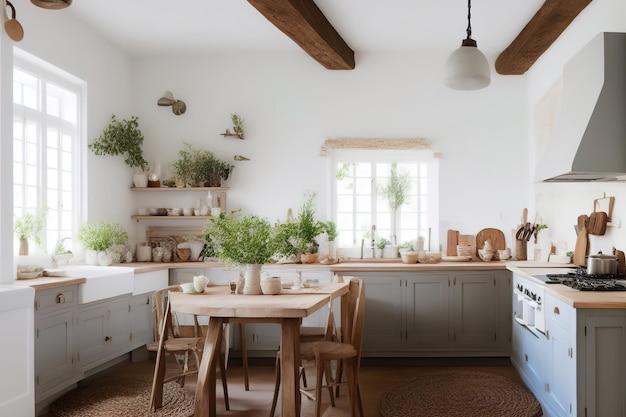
<box><xmin>44</xmin><ymin>356</ymin><xmax>526</xmax><ymax>417</ymax></box>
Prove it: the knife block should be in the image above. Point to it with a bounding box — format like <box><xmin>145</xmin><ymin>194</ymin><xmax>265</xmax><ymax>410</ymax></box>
<box><xmin>516</xmin><ymin>240</ymin><xmax>527</xmax><ymax>261</ymax></box>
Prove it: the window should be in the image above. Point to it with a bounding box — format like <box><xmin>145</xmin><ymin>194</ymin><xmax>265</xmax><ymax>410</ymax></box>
<box><xmin>13</xmin><ymin>51</ymin><xmax>84</xmax><ymax>254</ymax></box>
<box><xmin>329</xmin><ymin>149</ymin><xmax>439</xmax><ymax>255</ymax></box>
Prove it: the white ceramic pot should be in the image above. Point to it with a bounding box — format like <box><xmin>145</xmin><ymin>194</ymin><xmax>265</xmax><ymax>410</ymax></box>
<box><xmin>85</xmin><ymin>249</ymin><xmax>99</xmax><ymax>265</ymax></box>
<box><xmin>241</xmin><ymin>264</ymin><xmax>262</xmax><ymax>295</ymax></box>
<box><xmin>193</xmin><ymin>275</ymin><xmax>209</xmax><ymax>293</ymax></box>
<box><xmin>187</xmin><ymin>239</ymin><xmax>205</xmax><ymax>261</ymax></box>
<box><xmin>133</xmin><ymin>173</ymin><xmax>148</xmax><ymax>188</ymax></box>
<box><xmin>97</xmin><ymin>251</ymin><xmax>113</xmax><ymax>266</ymax></box>
<box><xmin>136</xmin><ymin>244</ymin><xmax>152</xmax><ymax>262</ymax></box>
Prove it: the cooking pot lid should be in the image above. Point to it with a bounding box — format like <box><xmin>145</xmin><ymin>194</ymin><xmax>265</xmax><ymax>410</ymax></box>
<box><xmin>589</xmin><ymin>251</ymin><xmax>617</xmax><ymax>260</ymax></box>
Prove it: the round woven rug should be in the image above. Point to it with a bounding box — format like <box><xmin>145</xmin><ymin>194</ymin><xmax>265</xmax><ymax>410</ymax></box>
<box><xmin>379</xmin><ymin>370</ymin><xmax>543</xmax><ymax>417</ymax></box>
<box><xmin>49</xmin><ymin>374</ymin><xmax>194</xmax><ymax>417</ymax></box>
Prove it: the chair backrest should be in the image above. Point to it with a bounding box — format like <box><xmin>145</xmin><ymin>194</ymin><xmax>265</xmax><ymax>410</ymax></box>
<box><xmin>345</xmin><ymin>278</ymin><xmax>365</xmax><ymax>358</ymax></box>
<box><xmin>153</xmin><ymin>285</ymin><xmax>182</xmax><ymax>341</ymax></box>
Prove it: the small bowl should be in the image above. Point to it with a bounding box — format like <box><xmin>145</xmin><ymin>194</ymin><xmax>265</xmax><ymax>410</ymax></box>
<box><xmin>400</xmin><ymin>251</ymin><xmax>419</xmax><ymax>264</ymax></box>
<box><xmin>418</xmin><ymin>251</ymin><xmax>442</xmax><ymax>264</ymax></box>
<box><xmin>261</xmin><ymin>276</ymin><xmax>282</xmax><ymax>295</ymax></box>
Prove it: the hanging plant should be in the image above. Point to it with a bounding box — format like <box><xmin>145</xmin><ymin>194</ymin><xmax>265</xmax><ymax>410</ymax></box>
<box><xmin>89</xmin><ymin>114</ymin><xmax>149</xmax><ymax>171</ymax></box>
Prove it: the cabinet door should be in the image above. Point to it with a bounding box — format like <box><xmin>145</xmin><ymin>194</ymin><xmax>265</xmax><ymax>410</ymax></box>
<box><xmin>36</xmin><ymin>309</ymin><xmax>75</xmax><ymax>396</ymax></box>
<box><xmin>108</xmin><ymin>299</ymin><xmax>131</xmax><ymax>354</ymax></box>
<box><xmin>452</xmin><ymin>273</ymin><xmax>497</xmax><ymax>346</ymax></box>
<box><xmin>584</xmin><ymin>315</ymin><xmax>626</xmax><ymax>417</ymax></box>
<box><xmin>546</xmin><ymin>323</ymin><xmax>575</xmax><ymax>416</ymax></box>
<box><xmin>130</xmin><ymin>294</ymin><xmax>153</xmax><ymax>348</ymax></box>
<box><xmin>406</xmin><ymin>273</ymin><xmax>450</xmax><ymax>347</ymax></box>
<box><xmin>360</xmin><ymin>274</ymin><xmax>404</xmax><ymax>350</ymax></box>
<box><xmin>77</xmin><ymin>303</ymin><xmax>108</xmax><ymax>366</ymax></box>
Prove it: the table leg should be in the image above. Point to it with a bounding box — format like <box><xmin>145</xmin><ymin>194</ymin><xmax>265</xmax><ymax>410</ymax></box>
<box><xmin>194</xmin><ymin>318</ymin><xmax>224</xmax><ymax>417</ymax></box>
<box><xmin>280</xmin><ymin>318</ymin><xmax>301</xmax><ymax>417</ymax></box>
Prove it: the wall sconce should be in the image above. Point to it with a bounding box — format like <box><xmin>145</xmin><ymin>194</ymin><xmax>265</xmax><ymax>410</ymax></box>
<box><xmin>157</xmin><ymin>91</ymin><xmax>186</xmax><ymax>115</ymax></box>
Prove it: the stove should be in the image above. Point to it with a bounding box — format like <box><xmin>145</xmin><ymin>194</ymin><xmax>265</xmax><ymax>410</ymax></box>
<box><xmin>545</xmin><ymin>267</ymin><xmax>626</xmax><ymax>291</ymax></box>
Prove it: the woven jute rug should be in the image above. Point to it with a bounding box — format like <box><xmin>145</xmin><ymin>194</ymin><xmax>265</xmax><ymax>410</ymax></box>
<box><xmin>379</xmin><ymin>370</ymin><xmax>543</xmax><ymax>417</ymax></box>
<box><xmin>49</xmin><ymin>374</ymin><xmax>194</xmax><ymax>417</ymax></box>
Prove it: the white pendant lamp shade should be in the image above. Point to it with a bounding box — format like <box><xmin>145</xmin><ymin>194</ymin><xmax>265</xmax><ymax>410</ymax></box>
<box><xmin>444</xmin><ymin>0</ymin><xmax>491</xmax><ymax>91</ymax></box>
<box><xmin>444</xmin><ymin>39</ymin><xmax>491</xmax><ymax>90</ymax></box>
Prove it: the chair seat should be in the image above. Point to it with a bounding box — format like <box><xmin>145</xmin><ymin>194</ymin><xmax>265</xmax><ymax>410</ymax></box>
<box><xmin>313</xmin><ymin>340</ymin><xmax>357</xmax><ymax>360</ymax></box>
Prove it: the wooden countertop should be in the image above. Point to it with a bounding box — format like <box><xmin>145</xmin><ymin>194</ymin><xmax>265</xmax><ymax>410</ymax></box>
<box><xmin>508</xmin><ymin>264</ymin><xmax>626</xmax><ymax>309</ymax></box>
<box><xmin>13</xmin><ymin>276</ymin><xmax>86</xmax><ymax>291</ymax></box>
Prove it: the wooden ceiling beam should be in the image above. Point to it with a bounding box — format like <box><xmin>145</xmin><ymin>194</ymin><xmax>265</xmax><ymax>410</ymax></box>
<box><xmin>247</xmin><ymin>0</ymin><xmax>355</xmax><ymax>70</ymax></box>
<box><xmin>495</xmin><ymin>0</ymin><xmax>592</xmax><ymax>75</ymax></box>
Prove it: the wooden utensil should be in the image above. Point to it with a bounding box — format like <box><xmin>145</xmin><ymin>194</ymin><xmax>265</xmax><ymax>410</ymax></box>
<box><xmin>577</xmin><ymin>214</ymin><xmax>589</xmax><ymax>233</ymax></box>
<box><xmin>476</xmin><ymin>228</ymin><xmax>506</xmax><ymax>259</ymax></box>
<box><xmin>4</xmin><ymin>1</ymin><xmax>23</xmax><ymax>42</ymax></box>
<box><xmin>446</xmin><ymin>230</ymin><xmax>459</xmax><ymax>256</ymax></box>
<box><xmin>588</xmin><ymin>211</ymin><xmax>608</xmax><ymax>235</ymax></box>
<box><xmin>573</xmin><ymin>229</ymin><xmax>588</xmax><ymax>266</ymax></box>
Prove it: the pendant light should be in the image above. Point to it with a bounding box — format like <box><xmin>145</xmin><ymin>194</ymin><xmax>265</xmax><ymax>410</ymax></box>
<box><xmin>444</xmin><ymin>0</ymin><xmax>490</xmax><ymax>90</ymax></box>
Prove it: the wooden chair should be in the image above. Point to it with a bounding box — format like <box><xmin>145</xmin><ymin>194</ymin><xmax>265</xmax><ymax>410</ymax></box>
<box><xmin>311</xmin><ymin>278</ymin><xmax>365</xmax><ymax>417</ymax></box>
<box><xmin>149</xmin><ymin>285</ymin><xmax>230</xmax><ymax>411</ymax></box>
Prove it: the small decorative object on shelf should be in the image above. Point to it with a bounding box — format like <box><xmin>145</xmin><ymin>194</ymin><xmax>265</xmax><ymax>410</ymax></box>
<box><xmin>234</xmin><ymin>155</ymin><xmax>250</xmax><ymax>161</ymax></box>
<box><xmin>147</xmin><ymin>172</ymin><xmax>160</xmax><ymax>187</ymax></box>
<box><xmin>220</xmin><ymin>113</ymin><xmax>245</xmax><ymax>139</ymax></box>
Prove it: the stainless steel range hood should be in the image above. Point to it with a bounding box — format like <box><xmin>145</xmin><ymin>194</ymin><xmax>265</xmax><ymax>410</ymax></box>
<box><xmin>536</xmin><ymin>32</ymin><xmax>626</xmax><ymax>182</ymax></box>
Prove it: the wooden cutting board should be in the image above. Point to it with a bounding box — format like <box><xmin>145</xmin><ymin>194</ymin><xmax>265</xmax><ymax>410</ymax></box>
<box><xmin>446</xmin><ymin>230</ymin><xmax>459</xmax><ymax>256</ymax></box>
<box><xmin>457</xmin><ymin>235</ymin><xmax>476</xmax><ymax>258</ymax></box>
<box><xmin>573</xmin><ymin>229</ymin><xmax>588</xmax><ymax>266</ymax></box>
<box><xmin>475</xmin><ymin>228</ymin><xmax>506</xmax><ymax>259</ymax></box>
<box><xmin>615</xmin><ymin>250</ymin><xmax>625</xmax><ymax>274</ymax></box>
<box><xmin>588</xmin><ymin>211</ymin><xmax>608</xmax><ymax>235</ymax></box>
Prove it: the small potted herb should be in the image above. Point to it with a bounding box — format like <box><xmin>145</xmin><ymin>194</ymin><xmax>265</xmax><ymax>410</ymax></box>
<box><xmin>14</xmin><ymin>206</ymin><xmax>48</xmax><ymax>256</ymax></box>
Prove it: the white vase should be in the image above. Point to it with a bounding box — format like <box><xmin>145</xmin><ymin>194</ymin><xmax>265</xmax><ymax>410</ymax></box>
<box><xmin>133</xmin><ymin>173</ymin><xmax>148</xmax><ymax>188</ymax></box>
<box><xmin>85</xmin><ymin>249</ymin><xmax>99</xmax><ymax>265</ymax></box>
<box><xmin>241</xmin><ymin>264</ymin><xmax>263</xmax><ymax>295</ymax></box>
<box><xmin>97</xmin><ymin>251</ymin><xmax>113</xmax><ymax>266</ymax></box>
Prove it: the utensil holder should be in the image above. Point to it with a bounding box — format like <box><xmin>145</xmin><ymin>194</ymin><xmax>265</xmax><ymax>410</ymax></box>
<box><xmin>516</xmin><ymin>240</ymin><xmax>527</xmax><ymax>261</ymax></box>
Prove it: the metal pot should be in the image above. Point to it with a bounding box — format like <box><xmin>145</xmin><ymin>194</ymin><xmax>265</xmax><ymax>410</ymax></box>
<box><xmin>587</xmin><ymin>251</ymin><xmax>618</xmax><ymax>275</ymax></box>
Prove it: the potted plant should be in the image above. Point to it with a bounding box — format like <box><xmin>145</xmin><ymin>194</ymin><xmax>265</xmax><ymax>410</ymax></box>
<box><xmin>204</xmin><ymin>210</ymin><xmax>278</xmax><ymax>294</ymax></box>
<box><xmin>89</xmin><ymin>114</ymin><xmax>149</xmax><ymax>186</ymax></box>
<box><xmin>291</xmin><ymin>192</ymin><xmax>324</xmax><ymax>263</ymax></box>
<box><xmin>321</xmin><ymin>220</ymin><xmax>338</xmax><ymax>263</ymax></box>
<box><xmin>376</xmin><ymin>238</ymin><xmax>390</xmax><ymax>259</ymax></box>
<box><xmin>52</xmin><ymin>237</ymin><xmax>73</xmax><ymax>266</ymax></box>
<box><xmin>171</xmin><ymin>142</ymin><xmax>232</xmax><ymax>187</ymax></box>
<box><xmin>14</xmin><ymin>206</ymin><xmax>48</xmax><ymax>256</ymax></box>
<box><xmin>77</xmin><ymin>219</ymin><xmax>128</xmax><ymax>265</ymax></box>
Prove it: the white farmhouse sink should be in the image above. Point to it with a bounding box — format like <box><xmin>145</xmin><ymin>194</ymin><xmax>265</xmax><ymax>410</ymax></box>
<box><xmin>63</xmin><ymin>265</ymin><xmax>134</xmax><ymax>304</ymax></box>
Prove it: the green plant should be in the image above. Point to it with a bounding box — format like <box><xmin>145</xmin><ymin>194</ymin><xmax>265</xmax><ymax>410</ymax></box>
<box><xmin>14</xmin><ymin>206</ymin><xmax>48</xmax><ymax>245</ymax></box>
<box><xmin>379</xmin><ymin>163</ymin><xmax>411</xmax><ymax>211</ymax></box>
<box><xmin>89</xmin><ymin>114</ymin><xmax>149</xmax><ymax>171</ymax></box>
<box><xmin>204</xmin><ymin>210</ymin><xmax>277</xmax><ymax>265</ymax></box>
<box><xmin>53</xmin><ymin>237</ymin><xmax>72</xmax><ymax>255</ymax></box>
<box><xmin>292</xmin><ymin>192</ymin><xmax>324</xmax><ymax>255</ymax></box>
<box><xmin>171</xmin><ymin>142</ymin><xmax>232</xmax><ymax>187</ymax></box>
<box><xmin>77</xmin><ymin>219</ymin><xmax>128</xmax><ymax>251</ymax></box>
<box><xmin>376</xmin><ymin>238</ymin><xmax>390</xmax><ymax>250</ymax></box>
<box><xmin>231</xmin><ymin>113</ymin><xmax>244</xmax><ymax>138</ymax></box>
<box><xmin>322</xmin><ymin>220</ymin><xmax>338</xmax><ymax>241</ymax></box>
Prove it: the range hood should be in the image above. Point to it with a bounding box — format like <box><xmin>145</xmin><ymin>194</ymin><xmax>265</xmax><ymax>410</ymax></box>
<box><xmin>536</xmin><ymin>32</ymin><xmax>626</xmax><ymax>182</ymax></box>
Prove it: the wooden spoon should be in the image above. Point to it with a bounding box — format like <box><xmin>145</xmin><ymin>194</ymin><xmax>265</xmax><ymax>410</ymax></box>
<box><xmin>4</xmin><ymin>1</ymin><xmax>23</xmax><ymax>42</ymax></box>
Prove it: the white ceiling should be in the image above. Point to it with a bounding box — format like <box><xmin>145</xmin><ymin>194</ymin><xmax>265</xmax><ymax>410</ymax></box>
<box><xmin>66</xmin><ymin>0</ymin><xmax>546</xmax><ymax>60</ymax></box>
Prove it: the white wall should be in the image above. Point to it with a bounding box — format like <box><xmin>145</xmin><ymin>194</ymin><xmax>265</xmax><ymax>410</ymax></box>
<box><xmin>131</xmin><ymin>50</ymin><xmax>529</xmax><ymax>251</ymax></box>
<box><xmin>528</xmin><ymin>0</ymin><xmax>626</xmax><ymax>257</ymax></box>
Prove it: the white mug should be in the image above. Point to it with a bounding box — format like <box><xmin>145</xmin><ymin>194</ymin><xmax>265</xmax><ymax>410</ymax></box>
<box><xmin>498</xmin><ymin>248</ymin><xmax>511</xmax><ymax>260</ymax></box>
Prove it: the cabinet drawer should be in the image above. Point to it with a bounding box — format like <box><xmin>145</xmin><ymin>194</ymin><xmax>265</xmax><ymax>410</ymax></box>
<box><xmin>36</xmin><ymin>285</ymin><xmax>77</xmax><ymax>314</ymax></box>
<box><xmin>545</xmin><ymin>294</ymin><xmax>572</xmax><ymax>329</ymax></box>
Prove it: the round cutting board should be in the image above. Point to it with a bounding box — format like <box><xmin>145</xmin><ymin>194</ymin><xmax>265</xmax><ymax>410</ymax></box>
<box><xmin>475</xmin><ymin>228</ymin><xmax>506</xmax><ymax>260</ymax></box>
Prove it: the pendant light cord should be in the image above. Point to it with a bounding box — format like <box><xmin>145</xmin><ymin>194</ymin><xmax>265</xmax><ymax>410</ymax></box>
<box><xmin>465</xmin><ymin>0</ymin><xmax>472</xmax><ymax>40</ymax></box>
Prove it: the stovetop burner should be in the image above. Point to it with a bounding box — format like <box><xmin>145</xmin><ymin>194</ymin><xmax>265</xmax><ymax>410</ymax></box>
<box><xmin>546</xmin><ymin>268</ymin><xmax>626</xmax><ymax>291</ymax></box>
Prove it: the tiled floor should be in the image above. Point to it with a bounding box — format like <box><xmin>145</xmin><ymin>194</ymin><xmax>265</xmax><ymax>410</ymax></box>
<box><xmin>46</xmin><ymin>356</ymin><xmax>524</xmax><ymax>417</ymax></box>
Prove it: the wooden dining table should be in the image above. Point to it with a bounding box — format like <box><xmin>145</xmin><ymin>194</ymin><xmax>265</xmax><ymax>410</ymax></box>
<box><xmin>151</xmin><ymin>281</ymin><xmax>349</xmax><ymax>417</ymax></box>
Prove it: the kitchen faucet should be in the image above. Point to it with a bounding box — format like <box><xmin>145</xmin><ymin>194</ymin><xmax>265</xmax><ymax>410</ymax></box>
<box><xmin>371</xmin><ymin>225</ymin><xmax>376</xmax><ymax>258</ymax></box>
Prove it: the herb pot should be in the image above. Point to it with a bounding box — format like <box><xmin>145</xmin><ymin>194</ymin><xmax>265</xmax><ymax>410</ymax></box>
<box><xmin>587</xmin><ymin>251</ymin><xmax>618</xmax><ymax>275</ymax></box>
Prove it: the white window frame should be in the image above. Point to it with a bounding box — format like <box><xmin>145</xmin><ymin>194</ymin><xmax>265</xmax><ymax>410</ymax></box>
<box><xmin>13</xmin><ymin>48</ymin><xmax>86</xmax><ymax>254</ymax></box>
<box><xmin>328</xmin><ymin>149</ymin><xmax>439</xmax><ymax>258</ymax></box>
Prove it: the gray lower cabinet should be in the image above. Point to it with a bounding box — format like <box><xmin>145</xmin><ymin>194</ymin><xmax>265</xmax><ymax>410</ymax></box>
<box><xmin>515</xmin><ymin>292</ymin><xmax>626</xmax><ymax>417</ymax></box>
<box><xmin>77</xmin><ymin>296</ymin><xmax>132</xmax><ymax>370</ymax></box>
<box><xmin>35</xmin><ymin>285</ymin><xmax>77</xmax><ymax>400</ymax></box>
<box><xmin>353</xmin><ymin>270</ymin><xmax>511</xmax><ymax>357</ymax></box>
<box><xmin>35</xmin><ymin>285</ymin><xmax>154</xmax><ymax>407</ymax></box>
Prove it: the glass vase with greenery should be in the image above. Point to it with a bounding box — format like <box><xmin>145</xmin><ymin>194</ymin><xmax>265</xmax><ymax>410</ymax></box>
<box><xmin>378</xmin><ymin>163</ymin><xmax>411</xmax><ymax>244</ymax></box>
<box><xmin>14</xmin><ymin>206</ymin><xmax>48</xmax><ymax>255</ymax></box>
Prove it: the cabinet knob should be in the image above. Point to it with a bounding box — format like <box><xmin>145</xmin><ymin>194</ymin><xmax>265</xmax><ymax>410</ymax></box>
<box><xmin>105</xmin><ymin>336</ymin><xmax>112</xmax><ymax>342</ymax></box>
<box><xmin>553</xmin><ymin>306</ymin><xmax>560</xmax><ymax>315</ymax></box>
<box><xmin>55</xmin><ymin>293</ymin><xmax>65</xmax><ymax>304</ymax></box>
